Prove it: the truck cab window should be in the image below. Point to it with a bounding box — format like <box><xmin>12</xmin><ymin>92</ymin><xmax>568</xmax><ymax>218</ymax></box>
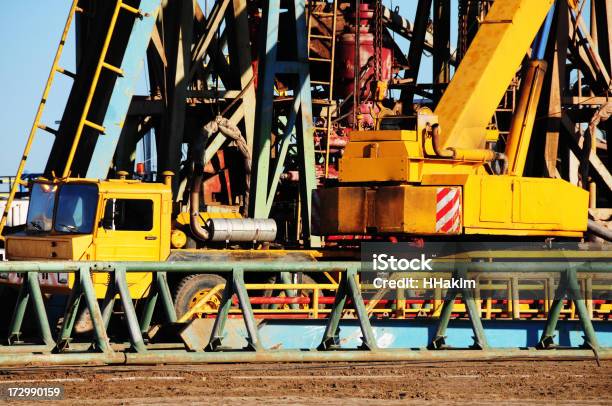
<box><xmin>25</xmin><ymin>183</ymin><xmax>57</xmax><ymax>233</ymax></box>
<box><xmin>102</xmin><ymin>199</ymin><xmax>153</xmax><ymax>231</ymax></box>
<box><xmin>54</xmin><ymin>184</ymin><xmax>98</xmax><ymax>234</ymax></box>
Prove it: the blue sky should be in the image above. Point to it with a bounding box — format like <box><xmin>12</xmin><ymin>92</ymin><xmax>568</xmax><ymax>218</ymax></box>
<box><xmin>0</xmin><ymin>0</ymin><xmax>435</xmax><ymax>177</ymax></box>
<box><xmin>0</xmin><ymin>1</ymin><xmax>75</xmax><ymax>176</ymax></box>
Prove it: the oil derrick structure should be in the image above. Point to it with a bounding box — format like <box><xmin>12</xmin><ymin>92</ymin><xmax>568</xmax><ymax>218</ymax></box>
<box><xmin>1</xmin><ymin>0</ymin><xmax>611</xmax><ymax>241</ymax></box>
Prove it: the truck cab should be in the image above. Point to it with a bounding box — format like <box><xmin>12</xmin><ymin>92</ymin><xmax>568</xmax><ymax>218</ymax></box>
<box><xmin>4</xmin><ymin>178</ymin><xmax>172</xmax><ymax>297</ymax></box>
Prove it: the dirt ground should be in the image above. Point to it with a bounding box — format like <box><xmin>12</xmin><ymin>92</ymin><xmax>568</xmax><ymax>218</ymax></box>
<box><xmin>0</xmin><ymin>360</ymin><xmax>610</xmax><ymax>405</ymax></box>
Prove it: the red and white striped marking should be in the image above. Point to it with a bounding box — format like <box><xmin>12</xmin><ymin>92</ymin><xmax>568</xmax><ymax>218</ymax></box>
<box><xmin>436</xmin><ymin>187</ymin><xmax>462</xmax><ymax>234</ymax></box>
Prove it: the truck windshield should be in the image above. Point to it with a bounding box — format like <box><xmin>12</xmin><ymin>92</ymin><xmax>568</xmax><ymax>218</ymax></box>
<box><xmin>54</xmin><ymin>184</ymin><xmax>99</xmax><ymax>234</ymax></box>
<box><xmin>25</xmin><ymin>183</ymin><xmax>57</xmax><ymax>232</ymax></box>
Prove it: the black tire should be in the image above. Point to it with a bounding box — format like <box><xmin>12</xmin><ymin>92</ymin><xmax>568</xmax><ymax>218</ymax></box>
<box><xmin>173</xmin><ymin>274</ymin><xmax>227</xmax><ymax>319</ymax></box>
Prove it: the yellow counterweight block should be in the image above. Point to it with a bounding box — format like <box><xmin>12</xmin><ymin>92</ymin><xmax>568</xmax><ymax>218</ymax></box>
<box><xmin>423</xmin><ymin>175</ymin><xmax>588</xmax><ymax>237</ymax></box>
<box><xmin>315</xmin><ymin>175</ymin><xmax>588</xmax><ymax>237</ymax></box>
<box><xmin>315</xmin><ymin>185</ymin><xmax>463</xmax><ymax>235</ymax></box>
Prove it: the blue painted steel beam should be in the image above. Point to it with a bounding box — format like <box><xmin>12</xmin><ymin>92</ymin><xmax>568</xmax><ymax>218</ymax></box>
<box><xmin>533</xmin><ymin>2</ymin><xmax>557</xmax><ymax>60</ymax></box>
<box><xmin>216</xmin><ymin>319</ymin><xmax>612</xmax><ymax>350</ymax></box>
<box><xmin>86</xmin><ymin>0</ymin><xmax>160</xmax><ymax>179</ymax></box>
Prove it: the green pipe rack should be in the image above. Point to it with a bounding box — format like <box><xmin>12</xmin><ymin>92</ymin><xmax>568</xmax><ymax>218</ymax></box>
<box><xmin>0</xmin><ymin>260</ymin><xmax>609</xmax><ymax>366</ymax></box>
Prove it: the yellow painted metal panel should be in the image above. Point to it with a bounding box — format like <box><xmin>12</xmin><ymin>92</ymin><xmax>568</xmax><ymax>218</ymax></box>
<box><xmin>5</xmin><ymin>235</ymin><xmax>93</xmax><ymax>260</ymax></box>
<box><xmin>344</xmin><ymin>139</ymin><xmax>426</xmax><ymax>158</ymax></box>
<box><xmin>92</xmin><ymin>271</ymin><xmax>152</xmax><ymax>299</ymax></box>
<box><xmin>340</xmin><ymin>156</ymin><xmax>486</xmax><ymax>183</ymax></box>
<box><xmin>316</xmin><ymin>185</ymin><xmax>461</xmax><ymax>235</ymax></box>
<box><xmin>421</xmin><ymin>174</ymin><xmax>472</xmax><ymax>186</ymax></box>
<box><xmin>349</xmin><ymin>130</ymin><xmax>418</xmax><ymax>141</ymax></box>
<box><xmin>160</xmin><ymin>195</ymin><xmax>172</xmax><ymax>260</ymax></box>
<box><xmin>93</xmin><ymin>193</ymin><xmax>162</xmax><ymax>261</ymax></box>
<box><xmin>434</xmin><ymin>0</ymin><xmax>555</xmax><ymax>150</ymax></box>
<box><xmin>461</xmin><ymin>175</ymin><xmax>588</xmax><ymax>234</ymax></box>
<box><xmin>175</xmin><ymin>210</ymin><xmax>242</xmax><ymax>226</ymax></box>
<box><xmin>463</xmin><ymin>227</ymin><xmax>583</xmax><ymax>238</ymax></box>
<box><xmin>92</xmin><ymin>190</ymin><xmax>162</xmax><ymax>299</ymax></box>
<box><xmin>363</xmin><ymin>173</ymin><xmax>588</xmax><ymax>236</ymax></box>
<box><xmin>513</xmin><ymin>178</ymin><xmax>588</xmax><ymax>228</ymax></box>
<box><xmin>340</xmin><ymin>157</ymin><xmax>410</xmax><ymax>182</ymax></box>
<box><xmin>479</xmin><ymin>177</ymin><xmax>512</xmax><ymax>223</ymax></box>
<box><xmin>98</xmin><ymin>179</ymin><xmax>171</xmax><ymax>195</ymax></box>
<box><xmin>315</xmin><ymin>187</ymin><xmax>367</xmax><ymax>234</ymax></box>
<box><xmin>342</xmin><ymin>140</ymin><xmax>419</xmax><ymax>158</ymax></box>
<box><xmin>375</xmin><ymin>186</ymin><xmax>440</xmax><ymax>234</ymax></box>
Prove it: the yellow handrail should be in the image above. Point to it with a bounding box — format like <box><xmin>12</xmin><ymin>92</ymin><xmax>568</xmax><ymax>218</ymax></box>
<box><xmin>0</xmin><ymin>0</ymin><xmax>82</xmax><ymax>240</ymax></box>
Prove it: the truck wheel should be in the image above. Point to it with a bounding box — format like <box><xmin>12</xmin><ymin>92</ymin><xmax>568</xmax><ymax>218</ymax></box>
<box><xmin>173</xmin><ymin>274</ymin><xmax>227</xmax><ymax>320</ymax></box>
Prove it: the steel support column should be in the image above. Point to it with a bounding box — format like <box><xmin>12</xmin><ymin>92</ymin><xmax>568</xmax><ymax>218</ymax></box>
<box><xmin>158</xmin><ymin>0</ymin><xmax>194</xmax><ymax>192</ymax></box>
<box><xmin>318</xmin><ymin>267</ymin><xmax>378</xmax><ymax>351</ymax></box>
<box><xmin>430</xmin><ymin>268</ymin><xmax>488</xmax><ymax>350</ymax></box>
<box><xmin>205</xmin><ymin>267</ymin><xmax>262</xmax><ymax>351</ymax></box>
<box><xmin>401</xmin><ymin>0</ymin><xmax>433</xmax><ymax>108</ymax></box>
<box><xmin>433</xmin><ymin>0</ymin><xmax>450</xmax><ymax>102</ymax></box>
<box><xmin>249</xmin><ymin>0</ymin><xmax>319</xmax><ymax>246</ymax></box>
<box><xmin>227</xmin><ymin>0</ymin><xmax>256</xmax><ymax>150</ymax></box>
<box><xmin>7</xmin><ymin>273</ymin><xmax>53</xmax><ymax>348</ymax></box>
<box><xmin>542</xmin><ymin>1</ymin><xmax>568</xmax><ymax>178</ymax></box>
<box><xmin>538</xmin><ymin>267</ymin><xmax>600</xmax><ymax>353</ymax></box>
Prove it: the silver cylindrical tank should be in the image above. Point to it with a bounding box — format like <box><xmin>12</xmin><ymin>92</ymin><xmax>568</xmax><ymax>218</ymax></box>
<box><xmin>206</xmin><ymin>218</ymin><xmax>277</xmax><ymax>242</ymax></box>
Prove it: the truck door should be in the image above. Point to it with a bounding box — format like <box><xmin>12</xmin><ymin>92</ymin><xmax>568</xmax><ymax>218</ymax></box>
<box><xmin>95</xmin><ymin>195</ymin><xmax>162</xmax><ymax>261</ymax></box>
<box><xmin>93</xmin><ymin>194</ymin><xmax>161</xmax><ymax>299</ymax></box>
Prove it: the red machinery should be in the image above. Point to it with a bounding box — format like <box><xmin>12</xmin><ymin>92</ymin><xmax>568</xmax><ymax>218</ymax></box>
<box><xmin>337</xmin><ymin>3</ymin><xmax>393</xmax><ymax>129</ymax></box>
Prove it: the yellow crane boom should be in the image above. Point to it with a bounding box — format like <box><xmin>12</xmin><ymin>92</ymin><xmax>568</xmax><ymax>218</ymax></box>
<box><xmin>434</xmin><ymin>0</ymin><xmax>555</xmax><ymax>151</ymax></box>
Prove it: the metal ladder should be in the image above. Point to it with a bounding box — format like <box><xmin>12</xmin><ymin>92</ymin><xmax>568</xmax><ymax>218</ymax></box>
<box><xmin>307</xmin><ymin>0</ymin><xmax>338</xmax><ymax>179</ymax></box>
<box><xmin>0</xmin><ymin>0</ymin><xmax>145</xmax><ymax>240</ymax></box>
